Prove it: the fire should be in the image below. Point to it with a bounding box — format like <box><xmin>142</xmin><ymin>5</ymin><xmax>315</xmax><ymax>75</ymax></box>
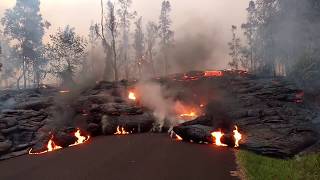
<box><xmin>29</xmin><ymin>136</ymin><xmax>62</xmax><ymax>155</ymax></box>
<box><xmin>29</xmin><ymin>129</ymin><xmax>90</xmax><ymax>155</ymax></box>
<box><xmin>128</xmin><ymin>92</ymin><xmax>137</xmax><ymax>101</ymax></box>
<box><xmin>70</xmin><ymin>129</ymin><xmax>90</xmax><ymax>147</ymax></box>
<box><xmin>233</xmin><ymin>126</ymin><xmax>242</xmax><ymax>148</ymax></box>
<box><xmin>176</xmin><ymin>134</ymin><xmax>183</xmax><ymax>141</ymax></box>
<box><xmin>204</xmin><ymin>70</ymin><xmax>223</xmax><ymax>77</ymax></box>
<box><xmin>59</xmin><ymin>90</ymin><xmax>70</xmax><ymax>93</ymax></box>
<box><xmin>211</xmin><ymin>131</ymin><xmax>228</xmax><ymax>147</ymax></box>
<box><xmin>180</xmin><ymin>112</ymin><xmax>197</xmax><ymax>118</ymax></box>
<box><xmin>114</xmin><ymin>126</ymin><xmax>130</xmax><ymax>135</ymax></box>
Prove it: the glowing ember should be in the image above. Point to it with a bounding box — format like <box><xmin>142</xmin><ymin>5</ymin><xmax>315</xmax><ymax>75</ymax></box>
<box><xmin>233</xmin><ymin>126</ymin><xmax>242</xmax><ymax>148</ymax></box>
<box><xmin>204</xmin><ymin>70</ymin><xmax>223</xmax><ymax>77</ymax></box>
<box><xmin>29</xmin><ymin>129</ymin><xmax>90</xmax><ymax>155</ymax></box>
<box><xmin>211</xmin><ymin>131</ymin><xmax>228</xmax><ymax>147</ymax></box>
<box><xmin>128</xmin><ymin>92</ymin><xmax>137</xmax><ymax>101</ymax></box>
<box><xmin>114</xmin><ymin>126</ymin><xmax>130</xmax><ymax>135</ymax></box>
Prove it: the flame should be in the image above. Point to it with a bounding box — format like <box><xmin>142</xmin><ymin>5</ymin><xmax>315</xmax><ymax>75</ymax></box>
<box><xmin>211</xmin><ymin>131</ymin><xmax>228</xmax><ymax>147</ymax></box>
<box><xmin>29</xmin><ymin>129</ymin><xmax>90</xmax><ymax>155</ymax></box>
<box><xmin>176</xmin><ymin>134</ymin><xmax>183</xmax><ymax>141</ymax></box>
<box><xmin>180</xmin><ymin>112</ymin><xmax>197</xmax><ymax>118</ymax></box>
<box><xmin>28</xmin><ymin>136</ymin><xmax>62</xmax><ymax>155</ymax></box>
<box><xmin>204</xmin><ymin>70</ymin><xmax>223</xmax><ymax>77</ymax></box>
<box><xmin>59</xmin><ymin>90</ymin><xmax>70</xmax><ymax>93</ymax></box>
<box><xmin>70</xmin><ymin>129</ymin><xmax>90</xmax><ymax>147</ymax></box>
<box><xmin>233</xmin><ymin>126</ymin><xmax>242</xmax><ymax>148</ymax></box>
<box><xmin>128</xmin><ymin>92</ymin><xmax>137</xmax><ymax>101</ymax></box>
<box><xmin>114</xmin><ymin>126</ymin><xmax>130</xmax><ymax>135</ymax></box>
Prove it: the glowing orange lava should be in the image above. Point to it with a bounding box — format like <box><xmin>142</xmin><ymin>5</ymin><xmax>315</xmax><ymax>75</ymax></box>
<box><xmin>204</xmin><ymin>70</ymin><xmax>223</xmax><ymax>77</ymax></box>
<box><xmin>128</xmin><ymin>92</ymin><xmax>137</xmax><ymax>101</ymax></box>
<box><xmin>233</xmin><ymin>126</ymin><xmax>242</xmax><ymax>148</ymax></box>
<box><xmin>114</xmin><ymin>126</ymin><xmax>130</xmax><ymax>135</ymax></box>
<box><xmin>29</xmin><ymin>129</ymin><xmax>90</xmax><ymax>155</ymax></box>
<box><xmin>211</xmin><ymin>131</ymin><xmax>228</xmax><ymax>147</ymax></box>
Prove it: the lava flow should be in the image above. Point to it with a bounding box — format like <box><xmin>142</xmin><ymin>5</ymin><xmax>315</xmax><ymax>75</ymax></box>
<box><xmin>204</xmin><ymin>70</ymin><xmax>224</xmax><ymax>77</ymax></box>
<box><xmin>29</xmin><ymin>129</ymin><xmax>90</xmax><ymax>155</ymax></box>
<box><xmin>114</xmin><ymin>126</ymin><xmax>130</xmax><ymax>135</ymax></box>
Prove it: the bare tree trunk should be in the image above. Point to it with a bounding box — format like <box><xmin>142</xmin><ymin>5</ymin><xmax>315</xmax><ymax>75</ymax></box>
<box><xmin>111</xmin><ymin>33</ymin><xmax>118</xmax><ymax>81</ymax></box>
<box><xmin>23</xmin><ymin>58</ymin><xmax>26</xmax><ymax>89</ymax></box>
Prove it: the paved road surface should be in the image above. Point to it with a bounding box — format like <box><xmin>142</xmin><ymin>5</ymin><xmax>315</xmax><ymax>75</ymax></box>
<box><xmin>0</xmin><ymin>134</ymin><xmax>239</xmax><ymax>180</ymax></box>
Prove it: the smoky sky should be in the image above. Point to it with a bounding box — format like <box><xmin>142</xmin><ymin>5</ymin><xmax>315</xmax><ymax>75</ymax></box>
<box><xmin>1</xmin><ymin>0</ymin><xmax>249</xmax><ymax>68</ymax></box>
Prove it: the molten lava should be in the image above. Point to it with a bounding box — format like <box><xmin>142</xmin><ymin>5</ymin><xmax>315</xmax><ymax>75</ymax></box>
<box><xmin>233</xmin><ymin>126</ymin><xmax>242</xmax><ymax>148</ymax></box>
<box><xmin>128</xmin><ymin>92</ymin><xmax>137</xmax><ymax>101</ymax></box>
<box><xmin>211</xmin><ymin>131</ymin><xmax>228</xmax><ymax>147</ymax></box>
<box><xmin>114</xmin><ymin>126</ymin><xmax>130</xmax><ymax>135</ymax></box>
<box><xmin>204</xmin><ymin>70</ymin><xmax>223</xmax><ymax>77</ymax></box>
<box><xmin>29</xmin><ymin>129</ymin><xmax>90</xmax><ymax>155</ymax></box>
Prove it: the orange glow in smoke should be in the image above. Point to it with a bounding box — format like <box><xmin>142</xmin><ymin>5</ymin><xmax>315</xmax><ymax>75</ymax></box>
<box><xmin>180</xmin><ymin>112</ymin><xmax>197</xmax><ymax>118</ymax></box>
<box><xmin>128</xmin><ymin>92</ymin><xmax>137</xmax><ymax>101</ymax></box>
<box><xmin>211</xmin><ymin>131</ymin><xmax>228</xmax><ymax>147</ymax></box>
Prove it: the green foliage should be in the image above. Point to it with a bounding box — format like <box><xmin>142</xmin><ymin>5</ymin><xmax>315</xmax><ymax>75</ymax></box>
<box><xmin>237</xmin><ymin>150</ymin><xmax>320</xmax><ymax>180</ymax></box>
<box><xmin>45</xmin><ymin>26</ymin><xmax>87</xmax><ymax>86</ymax></box>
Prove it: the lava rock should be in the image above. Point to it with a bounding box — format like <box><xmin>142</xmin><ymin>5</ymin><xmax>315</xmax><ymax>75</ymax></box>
<box><xmin>173</xmin><ymin>125</ymin><xmax>213</xmax><ymax>143</ymax></box>
<box><xmin>0</xmin><ymin>140</ymin><xmax>12</xmax><ymax>155</ymax></box>
<box><xmin>87</xmin><ymin>123</ymin><xmax>101</xmax><ymax>136</ymax></box>
<box><xmin>53</xmin><ymin>131</ymin><xmax>77</xmax><ymax>148</ymax></box>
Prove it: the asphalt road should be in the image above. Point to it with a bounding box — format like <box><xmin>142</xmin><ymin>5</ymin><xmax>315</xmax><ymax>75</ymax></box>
<box><xmin>0</xmin><ymin>134</ymin><xmax>239</xmax><ymax>180</ymax></box>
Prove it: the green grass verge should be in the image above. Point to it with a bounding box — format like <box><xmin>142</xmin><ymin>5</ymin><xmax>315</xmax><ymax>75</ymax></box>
<box><xmin>236</xmin><ymin>150</ymin><xmax>320</xmax><ymax>180</ymax></box>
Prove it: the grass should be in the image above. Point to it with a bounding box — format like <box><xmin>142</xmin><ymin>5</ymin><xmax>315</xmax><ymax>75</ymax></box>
<box><xmin>236</xmin><ymin>150</ymin><xmax>320</xmax><ymax>180</ymax></box>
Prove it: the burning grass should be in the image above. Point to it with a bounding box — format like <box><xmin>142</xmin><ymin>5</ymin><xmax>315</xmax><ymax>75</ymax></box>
<box><xmin>237</xmin><ymin>151</ymin><xmax>320</xmax><ymax>180</ymax></box>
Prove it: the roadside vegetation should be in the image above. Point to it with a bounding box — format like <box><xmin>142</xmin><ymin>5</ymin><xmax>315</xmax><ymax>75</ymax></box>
<box><xmin>237</xmin><ymin>150</ymin><xmax>320</xmax><ymax>180</ymax></box>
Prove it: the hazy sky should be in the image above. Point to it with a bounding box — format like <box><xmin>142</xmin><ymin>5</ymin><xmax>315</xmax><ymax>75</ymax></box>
<box><xmin>1</xmin><ymin>0</ymin><xmax>249</xmax><ymax>68</ymax></box>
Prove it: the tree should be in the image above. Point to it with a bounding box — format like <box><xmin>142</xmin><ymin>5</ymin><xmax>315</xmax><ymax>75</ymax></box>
<box><xmin>1</xmin><ymin>0</ymin><xmax>50</xmax><ymax>88</ymax></box>
<box><xmin>241</xmin><ymin>0</ymin><xmax>258</xmax><ymax>72</ymax></box>
<box><xmin>45</xmin><ymin>26</ymin><xmax>87</xmax><ymax>87</ymax></box>
<box><xmin>133</xmin><ymin>17</ymin><xmax>145</xmax><ymax>78</ymax></box>
<box><xmin>228</xmin><ymin>26</ymin><xmax>242</xmax><ymax>70</ymax></box>
<box><xmin>118</xmin><ymin>0</ymin><xmax>136</xmax><ymax>79</ymax></box>
<box><xmin>94</xmin><ymin>0</ymin><xmax>119</xmax><ymax>81</ymax></box>
<box><xmin>0</xmin><ymin>35</ymin><xmax>20</xmax><ymax>88</ymax></box>
<box><xmin>107</xmin><ymin>1</ymin><xmax>119</xmax><ymax>81</ymax></box>
<box><xmin>159</xmin><ymin>0</ymin><xmax>174</xmax><ymax>75</ymax></box>
<box><xmin>145</xmin><ymin>21</ymin><xmax>159</xmax><ymax>77</ymax></box>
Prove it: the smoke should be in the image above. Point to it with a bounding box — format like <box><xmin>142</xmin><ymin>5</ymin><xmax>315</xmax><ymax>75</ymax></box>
<box><xmin>167</xmin><ymin>18</ymin><xmax>228</xmax><ymax>74</ymax></box>
<box><xmin>136</xmin><ymin>81</ymin><xmax>174</xmax><ymax>129</ymax></box>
